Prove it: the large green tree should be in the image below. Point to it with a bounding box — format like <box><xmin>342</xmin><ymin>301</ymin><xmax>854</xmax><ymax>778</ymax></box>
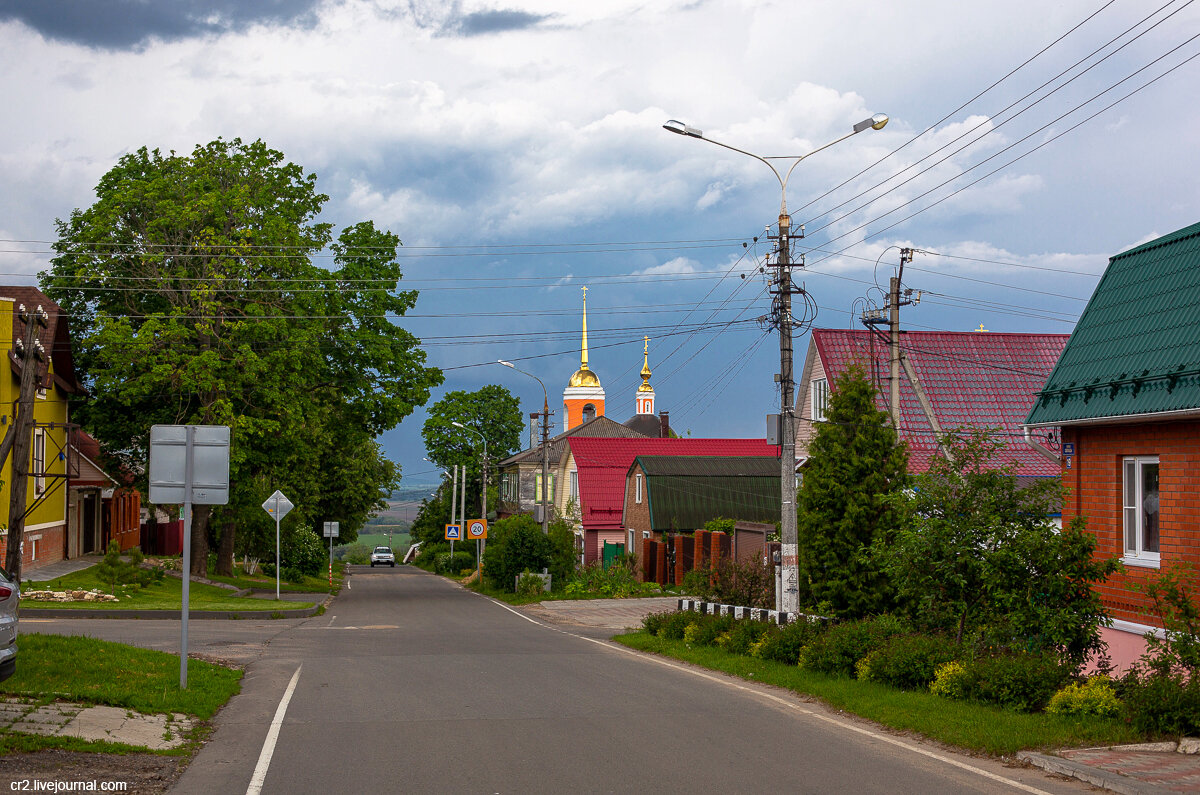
<box><xmin>421</xmin><ymin>385</ymin><xmax>522</xmax><ymax>516</ymax></box>
<box><xmin>42</xmin><ymin>138</ymin><xmax>442</xmax><ymax>575</ymax></box>
<box><xmin>797</xmin><ymin>362</ymin><xmax>908</xmax><ymax>618</ymax></box>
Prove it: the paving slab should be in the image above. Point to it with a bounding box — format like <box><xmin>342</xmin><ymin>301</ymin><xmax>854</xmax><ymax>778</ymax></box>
<box><xmin>1</xmin><ymin>698</ymin><xmax>196</xmax><ymax>750</ymax></box>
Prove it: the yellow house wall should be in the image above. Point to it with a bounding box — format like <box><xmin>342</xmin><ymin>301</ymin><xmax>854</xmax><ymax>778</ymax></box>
<box><xmin>0</xmin><ymin>297</ymin><xmax>71</xmax><ymax>570</ymax></box>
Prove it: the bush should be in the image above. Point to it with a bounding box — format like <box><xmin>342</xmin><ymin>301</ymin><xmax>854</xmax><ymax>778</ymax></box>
<box><xmin>260</xmin><ymin>562</ymin><xmax>276</xmax><ymax>577</ymax></box>
<box><xmin>801</xmin><ymin>615</ymin><xmax>906</xmax><ymax>678</ymax></box>
<box><xmin>280</xmin><ymin>566</ymin><xmax>307</xmax><ymax>584</ymax></box>
<box><xmin>566</xmin><ymin>561</ymin><xmax>646</xmax><ymax>598</ymax></box>
<box><xmin>1047</xmin><ymin>677</ymin><xmax>1122</xmax><ymax>718</ymax></box>
<box><xmin>689</xmin><ymin>556</ymin><xmax>775</xmax><ymax>609</ymax></box>
<box><xmin>516</xmin><ymin>571</ymin><xmax>548</xmax><ymax>598</ymax></box>
<box><xmin>930</xmin><ymin>661</ymin><xmax>968</xmax><ymax>700</ymax></box>
<box><xmin>283</xmin><ymin>527</ymin><xmax>325</xmax><ymax>576</ymax></box>
<box><xmin>482</xmin><ymin>515</ymin><xmax>553</xmax><ymax>592</ymax></box>
<box><xmin>683</xmin><ymin>615</ymin><xmax>734</xmax><ymax>647</ymax></box>
<box><xmin>959</xmin><ymin>653</ymin><xmax>1072</xmax><ymax>713</ymax></box>
<box><xmin>340</xmin><ymin>543</ymin><xmax>370</xmax><ymax>565</ymax></box>
<box><xmin>755</xmin><ymin>619</ymin><xmax>827</xmax><ymax>665</ymax></box>
<box><xmin>718</xmin><ymin>619</ymin><xmax>773</xmax><ymax>656</ymax></box>
<box><xmin>1119</xmin><ymin>668</ymin><xmax>1200</xmax><ymax>735</ymax></box>
<box><xmin>435</xmin><ymin>551</ymin><xmax>474</xmax><ymax>575</ymax></box>
<box><xmin>860</xmin><ymin>634</ymin><xmax>961</xmax><ymax>691</ymax></box>
<box><xmin>652</xmin><ymin>611</ymin><xmax>701</xmax><ymax>640</ymax></box>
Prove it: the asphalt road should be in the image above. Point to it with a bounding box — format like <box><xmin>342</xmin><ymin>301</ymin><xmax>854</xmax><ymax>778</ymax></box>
<box><xmin>27</xmin><ymin>567</ymin><xmax>1096</xmax><ymax>794</ymax></box>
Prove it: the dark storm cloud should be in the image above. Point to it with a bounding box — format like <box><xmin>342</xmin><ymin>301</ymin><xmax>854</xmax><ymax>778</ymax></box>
<box><xmin>0</xmin><ymin>0</ymin><xmax>322</xmax><ymax>49</ymax></box>
<box><xmin>444</xmin><ymin>8</ymin><xmax>549</xmax><ymax>37</ymax></box>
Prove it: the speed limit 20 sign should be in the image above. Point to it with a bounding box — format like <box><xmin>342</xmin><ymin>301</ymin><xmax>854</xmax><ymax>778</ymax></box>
<box><xmin>466</xmin><ymin>519</ymin><xmax>488</xmax><ymax>540</ymax></box>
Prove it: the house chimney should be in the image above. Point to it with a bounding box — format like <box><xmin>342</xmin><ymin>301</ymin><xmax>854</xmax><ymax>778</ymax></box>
<box><xmin>659</xmin><ymin>411</ymin><xmax>670</xmax><ymax>438</ymax></box>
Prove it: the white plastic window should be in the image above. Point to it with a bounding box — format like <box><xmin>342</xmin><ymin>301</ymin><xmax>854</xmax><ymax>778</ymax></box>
<box><xmin>1122</xmin><ymin>456</ymin><xmax>1160</xmax><ymax>566</ymax></box>
<box><xmin>812</xmin><ymin>378</ymin><xmax>829</xmax><ymax>422</ymax></box>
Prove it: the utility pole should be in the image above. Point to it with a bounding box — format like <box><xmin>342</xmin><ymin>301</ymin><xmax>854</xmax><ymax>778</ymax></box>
<box><xmin>2</xmin><ymin>303</ymin><xmax>49</xmax><ymax>584</ymax></box>
<box><xmin>772</xmin><ymin>214</ymin><xmax>800</xmax><ymax>614</ymax></box>
<box><xmin>888</xmin><ymin>248</ymin><xmax>914</xmax><ymax>430</ymax></box>
<box><xmin>535</xmin><ymin>399</ymin><xmax>551</xmax><ymax>534</ymax></box>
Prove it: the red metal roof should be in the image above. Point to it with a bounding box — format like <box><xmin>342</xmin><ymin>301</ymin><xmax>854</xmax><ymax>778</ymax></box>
<box><xmin>810</xmin><ymin>329</ymin><xmax>1067</xmax><ymax>476</ymax></box>
<box><xmin>568</xmin><ymin>437</ymin><xmax>780</xmax><ymax>530</ymax></box>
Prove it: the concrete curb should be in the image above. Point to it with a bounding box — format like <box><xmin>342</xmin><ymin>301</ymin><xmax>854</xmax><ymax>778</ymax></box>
<box><xmin>1017</xmin><ymin>752</ymin><xmax>1175</xmax><ymax>795</ymax></box>
<box><xmin>21</xmin><ymin>602</ymin><xmax>324</xmax><ymax>619</ymax></box>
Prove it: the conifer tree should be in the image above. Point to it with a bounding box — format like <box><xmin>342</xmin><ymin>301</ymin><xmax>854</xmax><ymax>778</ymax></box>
<box><xmin>797</xmin><ymin>362</ymin><xmax>907</xmax><ymax>618</ymax></box>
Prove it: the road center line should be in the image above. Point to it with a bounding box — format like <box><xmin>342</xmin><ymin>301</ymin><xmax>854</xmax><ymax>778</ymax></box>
<box><xmin>482</xmin><ymin>597</ymin><xmax>1052</xmax><ymax>795</ymax></box>
<box><xmin>246</xmin><ymin>664</ymin><xmax>302</xmax><ymax>795</ymax></box>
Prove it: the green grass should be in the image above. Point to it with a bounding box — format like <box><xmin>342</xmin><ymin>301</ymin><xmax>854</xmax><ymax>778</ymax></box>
<box><xmin>466</xmin><ymin>579</ymin><xmax>678</xmax><ymax>606</ymax></box>
<box><xmin>614</xmin><ymin>632</ymin><xmax>1143</xmax><ymax>756</ymax></box>
<box><xmin>0</xmin><ymin>634</ymin><xmax>241</xmax><ymax>755</ymax></box>
<box><xmin>23</xmin><ymin>567</ymin><xmax>314</xmax><ymax>611</ymax></box>
<box><xmin>348</xmin><ymin>532</ymin><xmax>411</xmax><ymax>551</ymax></box>
<box><xmin>207</xmin><ymin>560</ymin><xmax>345</xmax><ymax>594</ymax></box>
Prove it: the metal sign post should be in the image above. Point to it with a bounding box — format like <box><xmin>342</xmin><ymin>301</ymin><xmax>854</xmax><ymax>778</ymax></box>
<box><xmin>149</xmin><ymin>425</ymin><xmax>230</xmax><ymax>690</ymax></box>
<box><xmin>323</xmin><ymin>521</ymin><xmax>338</xmax><ymax>585</ymax></box>
<box><xmin>263</xmin><ymin>491</ymin><xmax>294</xmax><ymax>600</ymax></box>
<box><xmin>467</xmin><ymin>520</ymin><xmax>488</xmax><ymax>581</ymax></box>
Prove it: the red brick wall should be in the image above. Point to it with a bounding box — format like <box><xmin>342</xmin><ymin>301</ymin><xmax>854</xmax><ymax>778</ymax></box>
<box><xmin>1063</xmin><ymin>419</ymin><xmax>1200</xmax><ymax>628</ymax></box>
<box><xmin>623</xmin><ymin>464</ymin><xmax>652</xmax><ymax>536</ymax></box>
<box><xmin>0</xmin><ymin>524</ymin><xmax>67</xmax><ymax>573</ymax></box>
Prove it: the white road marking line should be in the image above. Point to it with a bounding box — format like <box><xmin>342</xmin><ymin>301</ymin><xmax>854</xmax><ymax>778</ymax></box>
<box><xmin>483</xmin><ymin>597</ymin><xmax>1053</xmax><ymax>795</ymax></box>
<box><xmin>327</xmin><ymin>614</ymin><xmax>336</xmax><ymax>627</ymax></box>
<box><xmin>246</xmin><ymin>664</ymin><xmax>302</xmax><ymax>795</ymax></box>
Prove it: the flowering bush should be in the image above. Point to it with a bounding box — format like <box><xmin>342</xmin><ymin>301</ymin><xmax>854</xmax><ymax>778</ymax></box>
<box><xmin>1047</xmin><ymin>677</ymin><xmax>1122</xmax><ymax>718</ymax></box>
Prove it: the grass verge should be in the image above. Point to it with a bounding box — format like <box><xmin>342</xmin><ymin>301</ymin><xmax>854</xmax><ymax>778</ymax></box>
<box><xmin>206</xmin><ymin>560</ymin><xmax>345</xmax><ymax>595</ymax></box>
<box><xmin>23</xmin><ymin>567</ymin><xmax>314</xmax><ymax>611</ymax></box>
<box><xmin>0</xmin><ymin>633</ymin><xmax>242</xmax><ymax>755</ymax></box>
<box><xmin>613</xmin><ymin>632</ymin><xmax>1142</xmax><ymax>756</ymax></box>
<box><xmin>464</xmin><ymin>578</ymin><xmax>679</xmax><ymax>606</ymax></box>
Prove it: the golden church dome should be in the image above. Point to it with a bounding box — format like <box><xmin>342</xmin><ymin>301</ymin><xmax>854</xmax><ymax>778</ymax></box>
<box><xmin>569</xmin><ymin>366</ymin><xmax>602</xmax><ymax>388</ymax></box>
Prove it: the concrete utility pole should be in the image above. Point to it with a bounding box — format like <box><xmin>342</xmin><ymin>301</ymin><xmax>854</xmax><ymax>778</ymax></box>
<box><xmin>662</xmin><ymin>112</ymin><xmax>889</xmax><ymax>616</ymax></box>
<box><xmin>2</xmin><ymin>303</ymin><xmax>49</xmax><ymax>584</ymax></box>
<box><xmin>498</xmin><ymin>360</ymin><xmax>552</xmax><ymax>534</ymax></box>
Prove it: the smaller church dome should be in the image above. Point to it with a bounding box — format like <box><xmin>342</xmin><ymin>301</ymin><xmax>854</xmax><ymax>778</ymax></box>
<box><xmin>569</xmin><ymin>366</ymin><xmax>601</xmax><ymax>388</ymax></box>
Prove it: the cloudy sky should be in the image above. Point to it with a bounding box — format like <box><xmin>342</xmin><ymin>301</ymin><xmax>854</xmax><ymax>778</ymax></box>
<box><xmin>2</xmin><ymin>0</ymin><xmax>1198</xmax><ymax>486</ymax></box>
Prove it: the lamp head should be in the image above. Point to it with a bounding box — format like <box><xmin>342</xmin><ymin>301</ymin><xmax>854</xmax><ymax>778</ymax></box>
<box><xmin>663</xmin><ymin>119</ymin><xmax>703</xmax><ymax>138</ymax></box>
<box><xmin>853</xmin><ymin>113</ymin><xmax>889</xmax><ymax>133</ymax></box>
<box><xmin>498</xmin><ymin>359</ymin><xmax>514</xmax><ymax>368</ymax></box>
<box><xmin>451</xmin><ymin>421</ymin><xmax>465</xmax><ymax>429</ymax></box>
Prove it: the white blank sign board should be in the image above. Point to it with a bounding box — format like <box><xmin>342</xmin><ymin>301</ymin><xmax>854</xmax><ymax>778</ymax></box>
<box><xmin>149</xmin><ymin>425</ymin><xmax>231</xmax><ymax>505</ymax></box>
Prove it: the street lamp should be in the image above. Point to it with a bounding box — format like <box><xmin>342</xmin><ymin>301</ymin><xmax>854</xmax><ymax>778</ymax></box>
<box><xmin>664</xmin><ymin>113</ymin><xmax>888</xmax><ymax>616</ymax></box>
<box><xmin>451</xmin><ymin>421</ymin><xmax>488</xmax><ymax>521</ymax></box>
<box><xmin>497</xmin><ymin>360</ymin><xmax>551</xmax><ymax>534</ymax></box>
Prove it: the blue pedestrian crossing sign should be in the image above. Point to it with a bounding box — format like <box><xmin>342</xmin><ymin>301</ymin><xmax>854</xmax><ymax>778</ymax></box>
<box><xmin>444</xmin><ymin>524</ymin><xmax>461</xmax><ymax>540</ymax></box>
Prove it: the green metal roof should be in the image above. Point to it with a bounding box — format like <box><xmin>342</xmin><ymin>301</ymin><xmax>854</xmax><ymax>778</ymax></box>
<box><xmin>1026</xmin><ymin>220</ymin><xmax>1200</xmax><ymax>426</ymax></box>
<box><xmin>633</xmin><ymin>456</ymin><xmax>780</xmax><ymax>531</ymax></box>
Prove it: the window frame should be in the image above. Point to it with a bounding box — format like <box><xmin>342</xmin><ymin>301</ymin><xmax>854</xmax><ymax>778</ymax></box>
<box><xmin>569</xmin><ymin>470</ymin><xmax>579</xmax><ymax>501</ymax></box>
<box><xmin>635</xmin><ymin>473</ymin><xmax>643</xmax><ymax>504</ymax></box>
<box><xmin>534</xmin><ymin>473</ymin><xmax>556</xmax><ymax>503</ymax></box>
<box><xmin>1122</xmin><ymin>455</ymin><xmax>1160</xmax><ymax>567</ymax></box>
<box><xmin>812</xmin><ymin>378</ymin><xmax>830</xmax><ymax>422</ymax></box>
<box><xmin>33</xmin><ymin>428</ymin><xmax>46</xmax><ymax>495</ymax></box>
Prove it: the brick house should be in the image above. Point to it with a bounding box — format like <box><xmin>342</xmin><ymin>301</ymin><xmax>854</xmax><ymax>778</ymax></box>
<box><xmin>1025</xmin><ymin>220</ymin><xmax>1200</xmax><ymax>645</ymax></box>
<box><xmin>567</xmin><ymin>437</ymin><xmax>779</xmax><ymax>565</ymax></box>
<box><xmin>622</xmin><ymin>455</ymin><xmax>779</xmax><ymax>538</ymax></box>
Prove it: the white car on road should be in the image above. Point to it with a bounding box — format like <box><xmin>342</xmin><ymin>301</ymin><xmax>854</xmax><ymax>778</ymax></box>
<box><xmin>0</xmin><ymin>564</ymin><xmax>19</xmax><ymax>683</ymax></box>
<box><xmin>370</xmin><ymin>546</ymin><xmax>396</xmax><ymax>567</ymax></box>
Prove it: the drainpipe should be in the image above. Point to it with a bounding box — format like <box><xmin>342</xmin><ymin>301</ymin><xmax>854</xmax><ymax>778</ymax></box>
<box><xmin>1023</xmin><ymin>426</ymin><xmax>1061</xmax><ymax>464</ymax></box>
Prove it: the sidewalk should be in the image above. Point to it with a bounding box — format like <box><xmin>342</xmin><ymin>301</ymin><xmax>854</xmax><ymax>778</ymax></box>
<box><xmin>1021</xmin><ymin>741</ymin><xmax>1200</xmax><ymax>794</ymax></box>
<box><xmin>21</xmin><ymin>554</ymin><xmax>104</xmax><ymax>583</ymax></box>
<box><xmin>0</xmin><ymin>698</ymin><xmax>196</xmax><ymax>750</ymax></box>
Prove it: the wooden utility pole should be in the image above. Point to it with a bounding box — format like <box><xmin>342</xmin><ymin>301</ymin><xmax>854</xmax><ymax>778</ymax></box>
<box><xmin>3</xmin><ymin>303</ymin><xmax>49</xmax><ymax>584</ymax></box>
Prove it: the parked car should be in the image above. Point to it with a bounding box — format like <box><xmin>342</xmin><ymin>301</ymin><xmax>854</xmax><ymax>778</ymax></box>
<box><xmin>370</xmin><ymin>546</ymin><xmax>396</xmax><ymax>567</ymax></box>
<box><xmin>0</xmin><ymin>564</ymin><xmax>18</xmax><ymax>683</ymax></box>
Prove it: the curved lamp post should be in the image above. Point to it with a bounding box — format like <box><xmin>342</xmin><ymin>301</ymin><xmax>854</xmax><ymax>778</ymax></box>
<box><xmin>451</xmin><ymin>421</ymin><xmax>488</xmax><ymax>521</ymax></box>
<box><xmin>663</xmin><ymin>113</ymin><xmax>888</xmax><ymax>615</ymax></box>
<box><xmin>497</xmin><ymin>360</ymin><xmax>550</xmax><ymax>534</ymax></box>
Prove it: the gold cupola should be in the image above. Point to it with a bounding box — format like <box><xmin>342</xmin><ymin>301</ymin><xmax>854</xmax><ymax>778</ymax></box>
<box><xmin>568</xmin><ymin>286</ymin><xmax>602</xmax><ymax>388</ymax></box>
<box><xmin>563</xmin><ymin>286</ymin><xmax>606</xmax><ymax>430</ymax></box>
<box><xmin>638</xmin><ymin>336</ymin><xmax>653</xmax><ymax>393</ymax></box>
